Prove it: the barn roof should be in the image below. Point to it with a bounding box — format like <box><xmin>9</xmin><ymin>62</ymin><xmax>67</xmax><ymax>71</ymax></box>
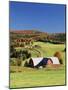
<box><xmin>31</xmin><ymin>57</ymin><xmax>43</xmax><ymax>66</ymax></box>
<box><xmin>48</xmin><ymin>57</ymin><xmax>60</xmax><ymax>64</ymax></box>
<box><xmin>30</xmin><ymin>57</ymin><xmax>60</xmax><ymax>67</ymax></box>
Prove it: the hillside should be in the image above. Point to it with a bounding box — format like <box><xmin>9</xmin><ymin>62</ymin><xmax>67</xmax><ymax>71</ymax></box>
<box><xmin>10</xmin><ymin>30</ymin><xmax>66</xmax><ymax>43</ymax></box>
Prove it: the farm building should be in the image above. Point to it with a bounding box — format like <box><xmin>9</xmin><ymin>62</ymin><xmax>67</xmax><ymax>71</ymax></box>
<box><xmin>28</xmin><ymin>57</ymin><xmax>60</xmax><ymax>68</ymax></box>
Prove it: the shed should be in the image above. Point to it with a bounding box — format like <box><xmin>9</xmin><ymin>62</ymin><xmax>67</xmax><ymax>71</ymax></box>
<box><xmin>28</xmin><ymin>57</ymin><xmax>60</xmax><ymax>68</ymax></box>
<box><xmin>48</xmin><ymin>57</ymin><xmax>60</xmax><ymax>64</ymax></box>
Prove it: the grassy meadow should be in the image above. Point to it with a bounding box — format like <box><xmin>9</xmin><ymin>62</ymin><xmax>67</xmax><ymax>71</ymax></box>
<box><xmin>10</xmin><ymin>66</ymin><xmax>65</xmax><ymax>88</ymax></box>
<box><xmin>10</xmin><ymin>42</ymin><xmax>66</xmax><ymax>88</ymax></box>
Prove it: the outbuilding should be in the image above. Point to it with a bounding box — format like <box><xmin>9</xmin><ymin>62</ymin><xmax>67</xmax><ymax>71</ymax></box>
<box><xmin>28</xmin><ymin>57</ymin><xmax>60</xmax><ymax>68</ymax></box>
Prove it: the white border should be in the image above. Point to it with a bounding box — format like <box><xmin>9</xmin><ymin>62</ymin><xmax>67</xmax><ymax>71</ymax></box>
<box><xmin>0</xmin><ymin>0</ymin><xmax>67</xmax><ymax>90</ymax></box>
<box><xmin>10</xmin><ymin>0</ymin><xmax>67</xmax><ymax>4</ymax></box>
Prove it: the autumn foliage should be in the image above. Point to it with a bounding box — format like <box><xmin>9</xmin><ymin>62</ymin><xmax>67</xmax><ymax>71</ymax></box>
<box><xmin>54</xmin><ymin>51</ymin><xmax>63</xmax><ymax>64</ymax></box>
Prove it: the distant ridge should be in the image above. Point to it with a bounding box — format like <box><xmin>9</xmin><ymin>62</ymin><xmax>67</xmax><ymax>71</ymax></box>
<box><xmin>10</xmin><ymin>30</ymin><xmax>48</xmax><ymax>35</ymax></box>
<box><xmin>10</xmin><ymin>30</ymin><xmax>34</xmax><ymax>34</ymax></box>
<box><xmin>10</xmin><ymin>30</ymin><xmax>65</xmax><ymax>34</ymax></box>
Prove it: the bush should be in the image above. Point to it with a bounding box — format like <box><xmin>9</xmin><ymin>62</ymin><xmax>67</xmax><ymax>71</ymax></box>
<box><xmin>10</xmin><ymin>58</ymin><xmax>17</xmax><ymax>66</ymax></box>
<box><xmin>54</xmin><ymin>51</ymin><xmax>63</xmax><ymax>64</ymax></box>
<box><xmin>17</xmin><ymin>59</ymin><xmax>22</xmax><ymax>66</ymax></box>
<box><xmin>10</xmin><ymin>49</ymin><xmax>31</xmax><ymax>61</ymax></box>
<box><xmin>10</xmin><ymin>58</ymin><xmax>22</xmax><ymax>66</ymax></box>
<box><xmin>24</xmin><ymin>61</ymin><xmax>29</xmax><ymax>67</ymax></box>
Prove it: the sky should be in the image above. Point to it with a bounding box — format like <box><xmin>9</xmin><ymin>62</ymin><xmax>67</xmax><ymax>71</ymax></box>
<box><xmin>9</xmin><ymin>1</ymin><xmax>66</xmax><ymax>33</ymax></box>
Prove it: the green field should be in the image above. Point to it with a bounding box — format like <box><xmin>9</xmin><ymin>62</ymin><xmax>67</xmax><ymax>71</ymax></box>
<box><xmin>10</xmin><ymin>42</ymin><xmax>66</xmax><ymax>88</ymax></box>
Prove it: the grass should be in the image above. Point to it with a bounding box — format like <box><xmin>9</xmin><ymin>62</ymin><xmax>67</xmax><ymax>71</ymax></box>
<box><xmin>10</xmin><ymin>42</ymin><xmax>66</xmax><ymax>88</ymax></box>
<box><xmin>33</xmin><ymin>42</ymin><xmax>65</xmax><ymax>64</ymax></box>
<box><xmin>10</xmin><ymin>66</ymin><xmax>65</xmax><ymax>88</ymax></box>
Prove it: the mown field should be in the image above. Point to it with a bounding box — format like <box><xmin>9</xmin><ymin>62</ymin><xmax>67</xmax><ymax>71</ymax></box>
<box><xmin>10</xmin><ymin>42</ymin><xmax>66</xmax><ymax>88</ymax></box>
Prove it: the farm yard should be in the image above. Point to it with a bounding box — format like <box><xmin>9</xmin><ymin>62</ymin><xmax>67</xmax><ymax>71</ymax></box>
<box><xmin>10</xmin><ymin>41</ymin><xmax>66</xmax><ymax>88</ymax></box>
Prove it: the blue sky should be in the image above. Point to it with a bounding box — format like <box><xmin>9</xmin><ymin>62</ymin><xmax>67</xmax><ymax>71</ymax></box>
<box><xmin>9</xmin><ymin>1</ymin><xmax>66</xmax><ymax>33</ymax></box>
